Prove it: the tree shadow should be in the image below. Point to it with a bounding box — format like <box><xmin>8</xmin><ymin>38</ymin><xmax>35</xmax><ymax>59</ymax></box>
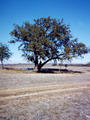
<box><xmin>21</xmin><ymin>68</ymin><xmax>83</xmax><ymax>74</ymax></box>
<box><xmin>38</xmin><ymin>68</ymin><xmax>83</xmax><ymax>74</ymax></box>
<box><xmin>3</xmin><ymin>67</ymin><xmax>83</xmax><ymax>74</ymax></box>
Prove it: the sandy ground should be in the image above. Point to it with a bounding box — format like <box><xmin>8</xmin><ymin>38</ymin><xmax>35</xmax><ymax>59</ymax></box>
<box><xmin>0</xmin><ymin>65</ymin><xmax>90</xmax><ymax>120</ymax></box>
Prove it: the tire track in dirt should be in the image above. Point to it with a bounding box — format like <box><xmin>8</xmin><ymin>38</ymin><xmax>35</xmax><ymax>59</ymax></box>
<box><xmin>0</xmin><ymin>82</ymin><xmax>90</xmax><ymax>101</ymax></box>
<box><xmin>0</xmin><ymin>86</ymin><xmax>89</xmax><ymax>101</ymax></box>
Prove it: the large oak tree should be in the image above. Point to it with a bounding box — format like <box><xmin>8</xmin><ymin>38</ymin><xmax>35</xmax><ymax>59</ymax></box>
<box><xmin>10</xmin><ymin>17</ymin><xmax>88</xmax><ymax>71</ymax></box>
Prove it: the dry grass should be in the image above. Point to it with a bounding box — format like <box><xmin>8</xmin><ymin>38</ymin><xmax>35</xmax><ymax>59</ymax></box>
<box><xmin>0</xmin><ymin>65</ymin><xmax>90</xmax><ymax>120</ymax></box>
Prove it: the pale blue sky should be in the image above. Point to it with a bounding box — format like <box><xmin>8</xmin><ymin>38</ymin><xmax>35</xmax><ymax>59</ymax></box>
<box><xmin>0</xmin><ymin>0</ymin><xmax>90</xmax><ymax>64</ymax></box>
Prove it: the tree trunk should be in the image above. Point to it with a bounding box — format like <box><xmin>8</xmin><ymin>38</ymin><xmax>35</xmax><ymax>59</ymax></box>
<box><xmin>38</xmin><ymin>65</ymin><xmax>41</xmax><ymax>72</ymax></box>
<box><xmin>34</xmin><ymin>65</ymin><xmax>38</xmax><ymax>71</ymax></box>
<box><xmin>34</xmin><ymin>62</ymin><xmax>42</xmax><ymax>72</ymax></box>
<box><xmin>1</xmin><ymin>61</ymin><xmax>4</xmax><ymax>69</ymax></box>
<box><xmin>34</xmin><ymin>64</ymin><xmax>42</xmax><ymax>72</ymax></box>
<box><xmin>34</xmin><ymin>56</ymin><xmax>39</xmax><ymax>72</ymax></box>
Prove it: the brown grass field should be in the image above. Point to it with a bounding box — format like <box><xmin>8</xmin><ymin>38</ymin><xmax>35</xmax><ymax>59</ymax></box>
<box><xmin>0</xmin><ymin>65</ymin><xmax>90</xmax><ymax>120</ymax></box>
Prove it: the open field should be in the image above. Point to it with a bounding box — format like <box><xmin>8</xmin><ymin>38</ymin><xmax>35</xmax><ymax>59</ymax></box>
<box><xmin>0</xmin><ymin>65</ymin><xmax>90</xmax><ymax>120</ymax></box>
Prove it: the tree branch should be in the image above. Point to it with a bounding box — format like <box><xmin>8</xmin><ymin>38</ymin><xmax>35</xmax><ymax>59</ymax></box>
<box><xmin>40</xmin><ymin>53</ymin><xmax>64</xmax><ymax>68</ymax></box>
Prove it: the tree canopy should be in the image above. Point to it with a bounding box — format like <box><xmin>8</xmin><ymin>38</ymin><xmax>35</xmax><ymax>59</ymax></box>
<box><xmin>10</xmin><ymin>17</ymin><xmax>88</xmax><ymax>71</ymax></box>
<box><xmin>0</xmin><ymin>43</ymin><xmax>11</xmax><ymax>69</ymax></box>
